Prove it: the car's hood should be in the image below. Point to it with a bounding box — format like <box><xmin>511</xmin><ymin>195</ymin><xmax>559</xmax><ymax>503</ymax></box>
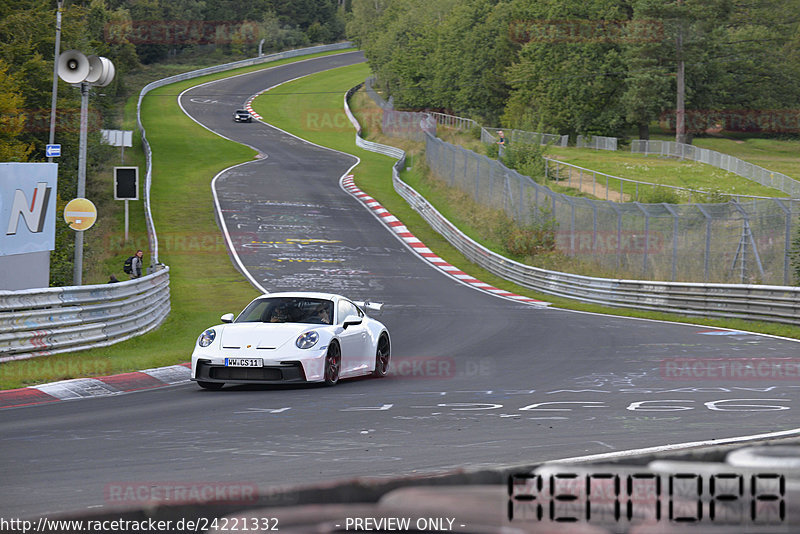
<box><xmin>219</xmin><ymin>322</ymin><xmax>320</xmax><ymax>350</ymax></box>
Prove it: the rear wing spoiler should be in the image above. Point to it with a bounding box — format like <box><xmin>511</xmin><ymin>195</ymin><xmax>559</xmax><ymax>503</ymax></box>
<box><xmin>354</xmin><ymin>300</ymin><xmax>383</xmax><ymax>314</ymax></box>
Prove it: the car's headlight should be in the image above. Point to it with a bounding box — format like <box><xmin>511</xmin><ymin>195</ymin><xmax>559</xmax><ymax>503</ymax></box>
<box><xmin>296</xmin><ymin>331</ymin><xmax>319</xmax><ymax>349</ymax></box>
<box><xmin>198</xmin><ymin>328</ymin><xmax>216</xmax><ymax>347</ymax></box>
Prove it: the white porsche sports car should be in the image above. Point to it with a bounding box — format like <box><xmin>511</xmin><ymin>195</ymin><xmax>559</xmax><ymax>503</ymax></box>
<box><xmin>191</xmin><ymin>292</ymin><xmax>390</xmax><ymax>389</ymax></box>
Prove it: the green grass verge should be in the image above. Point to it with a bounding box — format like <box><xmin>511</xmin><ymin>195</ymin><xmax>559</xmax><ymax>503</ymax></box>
<box><xmin>649</xmin><ymin>133</ymin><xmax>800</xmax><ymax>183</ymax></box>
<box><xmin>0</xmin><ymin>49</ymin><xmax>357</xmax><ymax>390</ymax></box>
<box><xmin>251</xmin><ymin>64</ymin><xmax>800</xmax><ymax>342</ymax></box>
<box><xmin>546</xmin><ymin>146</ymin><xmax>787</xmax><ymax>199</ymax></box>
<box><xmin>443</xmin><ymin>128</ymin><xmax>793</xmax><ymax>201</ymax></box>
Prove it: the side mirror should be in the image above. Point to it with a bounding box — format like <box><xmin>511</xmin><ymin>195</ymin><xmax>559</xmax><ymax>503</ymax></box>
<box><xmin>342</xmin><ymin>315</ymin><xmax>362</xmax><ymax>329</ymax></box>
<box><xmin>221</xmin><ymin>313</ymin><xmax>234</xmax><ymax>323</ymax></box>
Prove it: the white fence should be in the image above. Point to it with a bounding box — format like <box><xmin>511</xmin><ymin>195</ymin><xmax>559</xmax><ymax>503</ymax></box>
<box><xmin>631</xmin><ymin>139</ymin><xmax>800</xmax><ymax>198</ymax></box>
<box><xmin>345</xmin><ymin>84</ymin><xmax>800</xmax><ymax>326</ymax></box>
<box><xmin>577</xmin><ymin>134</ymin><xmax>618</xmax><ymax>151</ymax></box>
<box><xmin>0</xmin><ymin>269</ymin><xmax>170</xmax><ymax>362</ymax></box>
<box><xmin>427</xmin><ymin>112</ymin><xmax>479</xmax><ymax>131</ymax></box>
<box><xmin>362</xmin><ymin>76</ymin><xmax>569</xmax><ymax>148</ymax></box>
<box><xmin>483</xmin><ymin>127</ymin><xmax>569</xmax><ymax>148</ymax></box>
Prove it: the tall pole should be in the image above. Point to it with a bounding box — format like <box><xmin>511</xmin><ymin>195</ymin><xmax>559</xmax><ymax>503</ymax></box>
<box><xmin>48</xmin><ymin>1</ymin><xmax>63</xmax><ymax>163</ymax></box>
<box><xmin>675</xmin><ymin>0</ymin><xmax>686</xmax><ymax>145</ymax></box>
<box><xmin>72</xmin><ymin>82</ymin><xmax>89</xmax><ymax>286</ymax></box>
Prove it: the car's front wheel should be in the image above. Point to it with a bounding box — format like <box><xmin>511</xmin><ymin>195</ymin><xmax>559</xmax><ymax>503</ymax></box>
<box><xmin>197</xmin><ymin>381</ymin><xmax>224</xmax><ymax>390</ymax></box>
<box><xmin>373</xmin><ymin>333</ymin><xmax>390</xmax><ymax>377</ymax></box>
<box><xmin>324</xmin><ymin>342</ymin><xmax>341</xmax><ymax>386</ymax></box>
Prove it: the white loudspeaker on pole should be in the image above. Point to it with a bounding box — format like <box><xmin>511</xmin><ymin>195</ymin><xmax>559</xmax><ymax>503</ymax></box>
<box><xmin>84</xmin><ymin>55</ymin><xmax>115</xmax><ymax>87</ymax></box>
<box><xmin>56</xmin><ymin>49</ymin><xmax>115</xmax><ymax>285</ymax></box>
<box><xmin>57</xmin><ymin>50</ymin><xmax>115</xmax><ymax>86</ymax></box>
<box><xmin>57</xmin><ymin>50</ymin><xmax>90</xmax><ymax>84</ymax></box>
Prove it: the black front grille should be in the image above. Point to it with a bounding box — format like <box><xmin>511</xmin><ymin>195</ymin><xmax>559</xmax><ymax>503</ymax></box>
<box><xmin>195</xmin><ymin>360</ymin><xmax>306</xmax><ymax>383</ymax></box>
<box><xmin>210</xmin><ymin>366</ymin><xmax>283</xmax><ymax>381</ymax></box>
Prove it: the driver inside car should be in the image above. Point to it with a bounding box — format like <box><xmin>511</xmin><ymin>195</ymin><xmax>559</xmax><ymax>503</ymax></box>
<box><xmin>268</xmin><ymin>304</ymin><xmax>290</xmax><ymax>323</ymax></box>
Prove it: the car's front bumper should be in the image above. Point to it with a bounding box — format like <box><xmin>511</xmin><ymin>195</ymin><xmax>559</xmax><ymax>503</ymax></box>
<box><xmin>191</xmin><ymin>347</ymin><xmax>329</xmax><ymax>384</ymax></box>
<box><xmin>193</xmin><ymin>359</ymin><xmax>307</xmax><ymax>384</ymax></box>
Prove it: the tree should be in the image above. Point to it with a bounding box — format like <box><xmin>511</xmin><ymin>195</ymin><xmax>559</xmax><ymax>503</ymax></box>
<box><xmin>430</xmin><ymin>0</ymin><xmax>516</xmax><ymax>122</ymax></box>
<box><xmin>0</xmin><ymin>59</ymin><xmax>34</xmax><ymax>161</ymax></box>
<box><xmin>503</xmin><ymin>0</ymin><xmax>631</xmax><ymax>136</ymax></box>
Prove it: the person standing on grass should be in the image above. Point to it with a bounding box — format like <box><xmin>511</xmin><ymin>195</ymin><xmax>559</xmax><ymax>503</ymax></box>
<box><xmin>497</xmin><ymin>130</ymin><xmax>508</xmax><ymax>158</ymax></box>
<box><xmin>131</xmin><ymin>249</ymin><xmax>144</xmax><ymax>279</ymax></box>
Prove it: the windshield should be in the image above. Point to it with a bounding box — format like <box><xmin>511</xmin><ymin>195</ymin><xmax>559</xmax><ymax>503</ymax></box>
<box><xmin>236</xmin><ymin>297</ymin><xmax>333</xmax><ymax>325</ymax></box>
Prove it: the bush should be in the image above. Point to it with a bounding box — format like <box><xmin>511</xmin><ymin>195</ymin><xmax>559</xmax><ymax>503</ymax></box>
<box><xmin>502</xmin><ymin>204</ymin><xmax>557</xmax><ymax>258</ymax></box>
<box><xmin>501</xmin><ymin>142</ymin><xmax>546</xmax><ymax>181</ymax></box>
<box><xmin>468</xmin><ymin>124</ymin><xmax>482</xmax><ymax>140</ymax></box>
<box><xmin>691</xmin><ymin>187</ymin><xmax>729</xmax><ymax>203</ymax></box>
<box><xmin>636</xmin><ymin>185</ymin><xmax>681</xmax><ymax>204</ymax></box>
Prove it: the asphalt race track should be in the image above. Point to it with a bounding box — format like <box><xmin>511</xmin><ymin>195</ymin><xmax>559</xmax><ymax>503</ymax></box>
<box><xmin>2</xmin><ymin>51</ymin><xmax>799</xmax><ymax>520</ymax></box>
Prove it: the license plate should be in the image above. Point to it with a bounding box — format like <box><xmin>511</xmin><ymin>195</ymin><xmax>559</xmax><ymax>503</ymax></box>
<box><xmin>225</xmin><ymin>358</ymin><xmax>263</xmax><ymax>367</ymax></box>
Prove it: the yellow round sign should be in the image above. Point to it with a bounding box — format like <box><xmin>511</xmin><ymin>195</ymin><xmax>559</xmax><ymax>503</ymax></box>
<box><xmin>64</xmin><ymin>198</ymin><xmax>97</xmax><ymax>231</ymax></box>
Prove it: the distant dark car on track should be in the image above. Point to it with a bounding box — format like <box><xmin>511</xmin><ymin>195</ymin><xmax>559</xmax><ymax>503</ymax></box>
<box><xmin>233</xmin><ymin>109</ymin><xmax>252</xmax><ymax>122</ymax></box>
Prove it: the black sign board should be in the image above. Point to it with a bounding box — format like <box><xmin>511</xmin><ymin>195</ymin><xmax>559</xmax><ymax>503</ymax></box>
<box><xmin>114</xmin><ymin>167</ymin><xmax>138</xmax><ymax>200</ymax></box>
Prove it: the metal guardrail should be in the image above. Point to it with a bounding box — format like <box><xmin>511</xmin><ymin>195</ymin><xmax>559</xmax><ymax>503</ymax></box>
<box><xmin>0</xmin><ymin>268</ymin><xmax>170</xmax><ymax>362</ymax></box>
<box><xmin>631</xmin><ymin>139</ymin><xmax>800</xmax><ymax>198</ymax></box>
<box><xmin>0</xmin><ymin>44</ymin><xmax>355</xmax><ymax>363</ymax></box>
<box><xmin>345</xmin><ymin>84</ymin><xmax>800</xmax><ymax>327</ymax></box>
<box><xmin>345</xmin><ymin>83</ymin><xmax>407</xmax><ymax>159</ymax></box>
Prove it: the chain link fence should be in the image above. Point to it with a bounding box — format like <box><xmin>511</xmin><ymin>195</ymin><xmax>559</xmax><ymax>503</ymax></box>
<box><xmin>631</xmin><ymin>140</ymin><xmax>800</xmax><ymax>198</ymax></box>
<box><xmin>361</xmin><ymin>80</ymin><xmax>800</xmax><ymax>285</ymax></box>
<box><xmin>482</xmin><ymin>127</ymin><xmax>568</xmax><ymax>148</ymax></box>
<box><xmin>426</xmin><ymin>134</ymin><xmax>799</xmax><ymax>285</ymax></box>
<box><xmin>544</xmin><ymin>158</ymin><xmax>777</xmax><ymax>203</ymax></box>
<box><xmin>577</xmin><ymin>134</ymin><xmax>618</xmax><ymax>151</ymax></box>
<box><xmin>361</xmin><ymin>81</ymin><xmax>799</xmax><ymax>285</ymax></box>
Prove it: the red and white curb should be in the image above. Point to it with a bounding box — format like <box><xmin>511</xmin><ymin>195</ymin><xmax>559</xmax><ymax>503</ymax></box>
<box><xmin>0</xmin><ymin>363</ymin><xmax>191</xmax><ymax>410</ymax></box>
<box><xmin>245</xmin><ymin>95</ymin><xmax>263</xmax><ymax>120</ymax></box>
<box><xmin>341</xmin><ymin>175</ymin><xmax>549</xmax><ymax>307</ymax></box>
